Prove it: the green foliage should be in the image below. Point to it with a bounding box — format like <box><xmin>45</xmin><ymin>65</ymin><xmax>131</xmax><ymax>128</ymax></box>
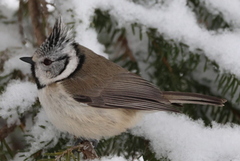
<box><xmin>188</xmin><ymin>0</ymin><xmax>230</xmax><ymax>30</ymax></box>
<box><xmin>97</xmin><ymin>133</ymin><xmax>171</xmax><ymax>161</ymax></box>
<box><xmin>0</xmin><ymin>139</ymin><xmax>14</xmax><ymax>161</ymax></box>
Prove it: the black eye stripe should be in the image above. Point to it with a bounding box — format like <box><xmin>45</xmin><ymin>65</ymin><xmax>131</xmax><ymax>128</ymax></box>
<box><xmin>56</xmin><ymin>55</ymin><xmax>68</xmax><ymax>61</ymax></box>
<box><xmin>57</xmin><ymin>56</ymin><xmax>70</xmax><ymax>76</ymax></box>
<box><xmin>42</xmin><ymin>56</ymin><xmax>68</xmax><ymax>64</ymax></box>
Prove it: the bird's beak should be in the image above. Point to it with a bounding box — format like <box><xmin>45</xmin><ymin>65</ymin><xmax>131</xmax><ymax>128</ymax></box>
<box><xmin>20</xmin><ymin>57</ymin><xmax>34</xmax><ymax>65</ymax></box>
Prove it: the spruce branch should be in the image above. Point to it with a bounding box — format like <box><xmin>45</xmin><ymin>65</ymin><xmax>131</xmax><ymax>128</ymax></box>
<box><xmin>152</xmin><ymin>40</ymin><xmax>173</xmax><ymax>73</ymax></box>
<box><xmin>116</xmin><ymin>33</ymin><xmax>136</xmax><ymax>62</ymax></box>
<box><xmin>0</xmin><ymin>124</ymin><xmax>17</xmax><ymax>141</ymax></box>
<box><xmin>40</xmin><ymin>0</ymin><xmax>52</xmax><ymax>34</ymax></box>
<box><xmin>18</xmin><ymin>0</ymin><xmax>26</xmax><ymax>45</ymax></box>
<box><xmin>28</xmin><ymin>0</ymin><xmax>46</xmax><ymax>45</ymax></box>
<box><xmin>55</xmin><ymin>141</ymin><xmax>98</xmax><ymax>160</ymax></box>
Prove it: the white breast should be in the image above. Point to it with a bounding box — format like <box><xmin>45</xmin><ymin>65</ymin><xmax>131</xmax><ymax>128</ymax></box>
<box><xmin>38</xmin><ymin>83</ymin><xmax>142</xmax><ymax>139</ymax></box>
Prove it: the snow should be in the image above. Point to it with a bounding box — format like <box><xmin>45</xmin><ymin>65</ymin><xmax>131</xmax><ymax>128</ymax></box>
<box><xmin>0</xmin><ymin>0</ymin><xmax>18</xmax><ymax>10</ymax></box>
<box><xmin>0</xmin><ymin>1</ymin><xmax>21</xmax><ymax>51</ymax></box>
<box><xmin>0</xmin><ymin>50</ymin><xmax>33</xmax><ymax>76</ymax></box>
<box><xmin>0</xmin><ymin>80</ymin><xmax>38</xmax><ymax>124</ymax></box>
<box><xmin>0</xmin><ymin>23</ymin><xmax>21</xmax><ymax>51</ymax></box>
<box><xmin>1</xmin><ymin>0</ymin><xmax>240</xmax><ymax>160</ymax></box>
<box><xmin>132</xmin><ymin>112</ymin><xmax>240</xmax><ymax>161</ymax></box>
<box><xmin>55</xmin><ymin>0</ymin><xmax>108</xmax><ymax>58</ymax></box>
<box><xmin>201</xmin><ymin>0</ymin><xmax>240</xmax><ymax>27</ymax></box>
<box><xmin>14</xmin><ymin>109</ymin><xmax>61</xmax><ymax>160</ymax></box>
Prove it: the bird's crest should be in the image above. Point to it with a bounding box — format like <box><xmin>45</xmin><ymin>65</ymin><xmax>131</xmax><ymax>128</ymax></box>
<box><xmin>38</xmin><ymin>17</ymin><xmax>74</xmax><ymax>55</ymax></box>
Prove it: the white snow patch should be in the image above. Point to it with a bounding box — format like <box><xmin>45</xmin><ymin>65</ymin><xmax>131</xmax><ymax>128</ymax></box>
<box><xmin>13</xmin><ymin>109</ymin><xmax>60</xmax><ymax>160</ymax></box>
<box><xmin>0</xmin><ymin>24</ymin><xmax>22</xmax><ymax>51</ymax></box>
<box><xmin>1</xmin><ymin>52</ymin><xmax>33</xmax><ymax>76</ymax></box>
<box><xmin>201</xmin><ymin>0</ymin><xmax>240</xmax><ymax>27</ymax></box>
<box><xmin>0</xmin><ymin>80</ymin><xmax>37</xmax><ymax>124</ymax></box>
<box><xmin>132</xmin><ymin>112</ymin><xmax>240</xmax><ymax>161</ymax></box>
<box><xmin>56</xmin><ymin>0</ymin><xmax>108</xmax><ymax>58</ymax></box>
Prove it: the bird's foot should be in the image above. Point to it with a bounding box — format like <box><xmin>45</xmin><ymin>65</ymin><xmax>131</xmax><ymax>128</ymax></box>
<box><xmin>75</xmin><ymin>137</ymin><xmax>99</xmax><ymax>148</ymax></box>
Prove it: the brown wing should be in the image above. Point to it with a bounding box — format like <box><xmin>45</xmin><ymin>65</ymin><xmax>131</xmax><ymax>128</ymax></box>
<box><xmin>60</xmin><ymin>44</ymin><xmax>226</xmax><ymax>110</ymax></box>
<box><xmin>68</xmin><ymin>72</ymin><xmax>178</xmax><ymax>112</ymax></box>
<box><xmin>60</xmin><ymin>45</ymin><xmax>178</xmax><ymax>112</ymax></box>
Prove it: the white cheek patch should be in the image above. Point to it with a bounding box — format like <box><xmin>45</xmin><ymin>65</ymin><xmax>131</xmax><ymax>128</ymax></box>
<box><xmin>52</xmin><ymin>49</ymin><xmax>79</xmax><ymax>83</ymax></box>
<box><xmin>38</xmin><ymin>49</ymin><xmax>79</xmax><ymax>85</ymax></box>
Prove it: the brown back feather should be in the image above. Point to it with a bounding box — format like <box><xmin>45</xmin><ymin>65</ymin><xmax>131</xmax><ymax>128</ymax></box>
<box><xmin>60</xmin><ymin>44</ymin><xmax>226</xmax><ymax>112</ymax></box>
<box><xmin>61</xmin><ymin>45</ymin><xmax>178</xmax><ymax>112</ymax></box>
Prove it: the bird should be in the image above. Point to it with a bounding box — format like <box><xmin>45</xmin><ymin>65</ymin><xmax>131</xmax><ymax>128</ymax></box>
<box><xmin>20</xmin><ymin>18</ymin><xmax>226</xmax><ymax>142</ymax></box>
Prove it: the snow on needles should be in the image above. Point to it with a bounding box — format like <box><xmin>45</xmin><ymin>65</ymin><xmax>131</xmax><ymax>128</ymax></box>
<box><xmin>0</xmin><ymin>1</ymin><xmax>21</xmax><ymax>51</ymax></box>
<box><xmin>1</xmin><ymin>52</ymin><xmax>33</xmax><ymax>76</ymax></box>
<box><xmin>132</xmin><ymin>112</ymin><xmax>240</xmax><ymax>161</ymax></box>
<box><xmin>67</xmin><ymin>0</ymin><xmax>240</xmax><ymax>77</ymax></box>
<box><xmin>14</xmin><ymin>109</ymin><xmax>61</xmax><ymax>159</ymax></box>
<box><xmin>0</xmin><ymin>80</ymin><xmax>38</xmax><ymax>124</ymax></box>
<box><xmin>201</xmin><ymin>0</ymin><xmax>240</xmax><ymax>27</ymax></box>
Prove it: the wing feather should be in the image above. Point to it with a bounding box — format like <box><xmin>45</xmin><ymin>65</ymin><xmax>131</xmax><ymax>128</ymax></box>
<box><xmin>65</xmin><ymin>72</ymin><xmax>178</xmax><ymax>112</ymax></box>
<box><xmin>60</xmin><ymin>46</ymin><xmax>225</xmax><ymax>111</ymax></box>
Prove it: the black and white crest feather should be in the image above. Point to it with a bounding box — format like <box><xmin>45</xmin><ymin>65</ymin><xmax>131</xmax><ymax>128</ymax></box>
<box><xmin>38</xmin><ymin>18</ymin><xmax>74</xmax><ymax>55</ymax></box>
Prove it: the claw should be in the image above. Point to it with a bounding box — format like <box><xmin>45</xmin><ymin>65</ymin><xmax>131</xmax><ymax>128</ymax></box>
<box><xmin>74</xmin><ymin>137</ymin><xmax>99</xmax><ymax>148</ymax></box>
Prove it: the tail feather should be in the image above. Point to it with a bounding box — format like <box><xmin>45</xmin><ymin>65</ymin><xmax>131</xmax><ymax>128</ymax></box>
<box><xmin>162</xmin><ymin>91</ymin><xmax>227</xmax><ymax>106</ymax></box>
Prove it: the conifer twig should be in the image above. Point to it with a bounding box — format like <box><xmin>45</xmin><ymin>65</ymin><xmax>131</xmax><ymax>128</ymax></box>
<box><xmin>18</xmin><ymin>0</ymin><xmax>26</xmax><ymax>45</ymax></box>
<box><xmin>55</xmin><ymin>141</ymin><xmax>98</xmax><ymax>160</ymax></box>
<box><xmin>28</xmin><ymin>0</ymin><xmax>46</xmax><ymax>45</ymax></box>
<box><xmin>0</xmin><ymin>124</ymin><xmax>17</xmax><ymax>141</ymax></box>
<box><xmin>117</xmin><ymin>34</ymin><xmax>136</xmax><ymax>62</ymax></box>
<box><xmin>153</xmin><ymin>40</ymin><xmax>173</xmax><ymax>72</ymax></box>
<box><xmin>40</xmin><ymin>0</ymin><xmax>51</xmax><ymax>34</ymax></box>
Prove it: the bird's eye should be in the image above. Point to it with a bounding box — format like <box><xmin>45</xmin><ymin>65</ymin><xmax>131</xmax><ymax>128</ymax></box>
<box><xmin>43</xmin><ymin>58</ymin><xmax>53</xmax><ymax>66</ymax></box>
